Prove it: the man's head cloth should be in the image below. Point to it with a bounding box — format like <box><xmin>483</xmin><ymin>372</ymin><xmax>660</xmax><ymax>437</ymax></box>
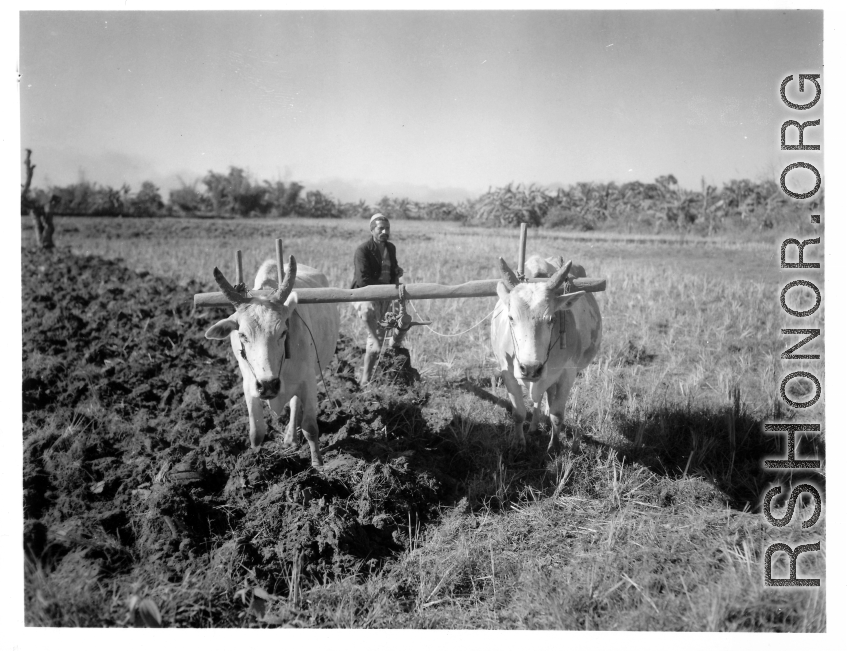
<box><xmin>370</xmin><ymin>213</ymin><xmax>389</xmax><ymax>230</ymax></box>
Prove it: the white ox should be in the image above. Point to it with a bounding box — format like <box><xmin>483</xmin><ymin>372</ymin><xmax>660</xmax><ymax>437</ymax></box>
<box><xmin>491</xmin><ymin>255</ymin><xmax>602</xmax><ymax>453</ymax></box>
<box><xmin>205</xmin><ymin>257</ymin><xmax>340</xmax><ymax>468</ymax></box>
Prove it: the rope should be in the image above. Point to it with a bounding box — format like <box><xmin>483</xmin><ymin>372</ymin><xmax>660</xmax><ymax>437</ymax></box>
<box><xmin>408</xmin><ymin>300</ymin><xmax>500</xmax><ymax>338</ymax></box>
<box><xmin>292</xmin><ymin>310</ymin><xmax>335</xmax><ymax>404</ymax></box>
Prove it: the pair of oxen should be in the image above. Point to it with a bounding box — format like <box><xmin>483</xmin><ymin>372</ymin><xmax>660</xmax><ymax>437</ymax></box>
<box><xmin>205</xmin><ymin>256</ymin><xmax>602</xmax><ymax>467</ymax></box>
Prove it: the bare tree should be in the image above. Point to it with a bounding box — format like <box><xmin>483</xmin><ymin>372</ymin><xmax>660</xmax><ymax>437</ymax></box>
<box><xmin>22</xmin><ymin>149</ymin><xmax>55</xmax><ymax>249</ymax></box>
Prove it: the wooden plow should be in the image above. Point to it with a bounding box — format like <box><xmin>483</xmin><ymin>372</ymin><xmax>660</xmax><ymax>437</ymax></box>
<box><xmin>193</xmin><ymin>225</ymin><xmax>607</xmax><ymax>339</ymax></box>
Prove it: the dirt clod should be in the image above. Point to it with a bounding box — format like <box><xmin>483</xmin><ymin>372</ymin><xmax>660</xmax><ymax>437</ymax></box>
<box><xmin>22</xmin><ymin>248</ymin><xmax>471</xmax><ymax>617</ymax></box>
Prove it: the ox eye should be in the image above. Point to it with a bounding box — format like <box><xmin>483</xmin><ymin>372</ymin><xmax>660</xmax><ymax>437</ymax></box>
<box><xmin>508</xmin><ymin>315</ymin><xmax>514</xmax><ymax>322</ymax></box>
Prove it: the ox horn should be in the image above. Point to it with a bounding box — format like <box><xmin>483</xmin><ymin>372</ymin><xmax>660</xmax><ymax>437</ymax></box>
<box><xmin>547</xmin><ymin>259</ymin><xmax>573</xmax><ymax>291</ymax></box>
<box><xmin>497</xmin><ymin>257</ymin><xmax>520</xmax><ymax>289</ymax></box>
<box><xmin>213</xmin><ymin>267</ymin><xmax>250</xmax><ymax>306</ymax></box>
<box><xmin>270</xmin><ymin>255</ymin><xmax>297</xmax><ymax>304</ymax></box>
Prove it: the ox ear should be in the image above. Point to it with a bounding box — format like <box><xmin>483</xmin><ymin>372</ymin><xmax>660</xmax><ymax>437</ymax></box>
<box><xmin>205</xmin><ymin>317</ymin><xmax>238</xmax><ymax>340</ymax></box>
<box><xmin>496</xmin><ymin>280</ymin><xmax>511</xmax><ymax>306</ymax></box>
<box><xmin>283</xmin><ymin>290</ymin><xmax>298</xmax><ymax>309</ymax></box>
<box><xmin>553</xmin><ymin>291</ymin><xmax>585</xmax><ymax>313</ymax></box>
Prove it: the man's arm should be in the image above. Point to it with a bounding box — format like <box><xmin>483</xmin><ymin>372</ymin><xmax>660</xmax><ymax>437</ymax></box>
<box><xmin>389</xmin><ymin>242</ymin><xmax>404</xmax><ymax>282</ymax></box>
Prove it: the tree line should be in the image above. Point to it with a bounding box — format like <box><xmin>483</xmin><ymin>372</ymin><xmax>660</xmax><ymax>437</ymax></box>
<box><xmin>24</xmin><ymin>163</ymin><xmax>823</xmax><ymax>236</ymax></box>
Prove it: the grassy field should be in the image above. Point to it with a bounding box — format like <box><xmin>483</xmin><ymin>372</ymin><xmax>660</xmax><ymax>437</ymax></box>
<box><xmin>23</xmin><ymin>216</ymin><xmax>825</xmax><ymax>630</ymax></box>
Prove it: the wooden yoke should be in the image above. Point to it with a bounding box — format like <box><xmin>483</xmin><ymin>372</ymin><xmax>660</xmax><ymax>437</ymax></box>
<box><xmin>517</xmin><ymin>223</ymin><xmax>527</xmax><ymax>279</ymax></box>
<box><xmin>195</xmin><ymin>276</ymin><xmax>606</xmax><ymax>308</ymax></box>
<box><xmin>275</xmin><ymin>239</ymin><xmax>284</xmax><ymax>286</ymax></box>
<box><xmin>235</xmin><ymin>250</ymin><xmax>243</xmax><ymax>286</ymax></box>
<box><xmin>195</xmin><ymin>232</ymin><xmax>607</xmax><ymax>309</ymax></box>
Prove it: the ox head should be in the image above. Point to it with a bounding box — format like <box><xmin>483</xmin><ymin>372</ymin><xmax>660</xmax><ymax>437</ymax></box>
<box><xmin>497</xmin><ymin>257</ymin><xmax>585</xmax><ymax>381</ymax></box>
<box><xmin>204</xmin><ymin>257</ymin><xmax>298</xmax><ymax>400</ymax></box>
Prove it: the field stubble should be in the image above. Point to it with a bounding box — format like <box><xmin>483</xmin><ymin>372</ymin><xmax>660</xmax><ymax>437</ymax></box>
<box><xmin>22</xmin><ymin>217</ymin><xmax>824</xmax><ymax>630</ymax></box>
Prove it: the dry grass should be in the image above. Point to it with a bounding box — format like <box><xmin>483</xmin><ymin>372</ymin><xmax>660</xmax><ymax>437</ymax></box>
<box><xmin>23</xmin><ymin>216</ymin><xmax>825</xmax><ymax>629</ymax></box>
<box><xmin>269</xmin><ymin>451</ymin><xmax>826</xmax><ymax>630</ymax></box>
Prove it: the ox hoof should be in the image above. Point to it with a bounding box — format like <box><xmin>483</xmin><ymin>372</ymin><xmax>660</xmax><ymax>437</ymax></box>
<box><xmin>280</xmin><ymin>442</ymin><xmax>299</xmax><ymax>456</ymax></box>
<box><xmin>283</xmin><ymin>426</ymin><xmax>302</xmax><ymax>448</ymax></box>
<box><xmin>309</xmin><ymin>448</ymin><xmax>324</xmax><ymax>469</ymax></box>
<box><xmin>546</xmin><ymin>437</ymin><xmax>563</xmax><ymax>456</ymax></box>
<box><xmin>510</xmin><ymin>435</ymin><xmax>527</xmax><ymax>451</ymax></box>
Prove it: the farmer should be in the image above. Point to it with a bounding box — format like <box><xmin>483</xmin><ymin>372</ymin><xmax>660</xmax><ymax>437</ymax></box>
<box><xmin>351</xmin><ymin>213</ymin><xmax>406</xmax><ymax>385</ymax></box>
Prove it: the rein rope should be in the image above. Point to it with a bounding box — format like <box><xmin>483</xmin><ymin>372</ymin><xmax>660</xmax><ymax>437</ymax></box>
<box><xmin>238</xmin><ymin>318</ymin><xmax>289</xmax><ymax>385</ymax></box>
<box><xmin>293</xmin><ymin>310</ymin><xmax>334</xmax><ymax>403</ymax></box>
<box><xmin>407</xmin><ymin>300</ymin><xmax>500</xmax><ymax>338</ymax></box>
<box><xmin>506</xmin><ymin>273</ymin><xmax>573</xmax><ymax>369</ymax></box>
<box><xmin>235</xmin><ymin>309</ymin><xmax>334</xmax><ymax>406</ymax></box>
<box><xmin>507</xmin><ymin>312</ymin><xmax>562</xmax><ymax>369</ymax></box>
<box><xmin>239</xmin><ymin>341</ymin><xmax>284</xmax><ymax>384</ymax></box>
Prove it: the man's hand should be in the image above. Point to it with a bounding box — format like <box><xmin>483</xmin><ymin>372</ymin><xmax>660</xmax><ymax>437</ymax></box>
<box><xmin>397</xmin><ymin>266</ymin><xmax>404</xmax><ymax>277</ymax></box>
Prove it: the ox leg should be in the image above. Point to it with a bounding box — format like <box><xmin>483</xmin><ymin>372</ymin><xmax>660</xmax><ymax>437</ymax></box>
<box><xmin>545</xmin><ymin>382</ymin><xmax>562</xmax><ymax>455</ymax></box>
<box><xmin>500</xmin><ymin>367</ymin><xmax>527</xmax><ymax>449</ymax></box>
<box><xmin>243</xmin><ymin>378</ymin><xmax>267</xmax><ymax>449</ymax></box>
<box><xmin>536</xmin><ymin>382</ymin><xmax>561</xmax><ymax>454</ymax></box>
<box><xmin>282</xmin><ymin>395</ymin><xmax>303</xmax><ymax>449</ymax></box>
<box><xmin>528</xmin><ymin>384</ymin><xmax>547</xmax><ymax>435</ymax></box>
<box><xmin>547</xmin><ymin>368</ymin><xmax>577</xmax><ymax>455</ymax></box>
<box><xmin>528</xmin><ymin>402</ymin><xmax>541</xmax><ymax>435</ymax></box>
<box><xmin>300</xmin><ymin>392</ymin><xmax>323</xmax><ymax>468</ymax></box>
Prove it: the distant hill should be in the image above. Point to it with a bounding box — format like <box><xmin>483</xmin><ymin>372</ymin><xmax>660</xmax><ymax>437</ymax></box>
<box><xmin>151</xmin><ymin>173</ymin><xmax>476</xmax><ymax>205</ymax></box>
<box><xmin>310</xmin><ymin>177</ymin><xmax>477</xmax><ymax>204</ymax></box>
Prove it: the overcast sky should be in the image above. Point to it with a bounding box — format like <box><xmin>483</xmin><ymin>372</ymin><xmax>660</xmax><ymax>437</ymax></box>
<box><xmin>19</xmin><ymin>10</ymin><xmax>823</xmax><ymax>202</ymax></box>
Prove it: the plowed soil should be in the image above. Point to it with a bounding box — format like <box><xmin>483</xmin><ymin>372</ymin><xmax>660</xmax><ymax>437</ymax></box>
<box><xmin>22</xmin><ymin>247</ymin><xmax>470</xmax><ymax>626</ymax></box>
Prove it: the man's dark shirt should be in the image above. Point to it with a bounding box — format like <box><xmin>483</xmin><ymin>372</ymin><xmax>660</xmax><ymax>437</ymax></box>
<box><xmin>351</xmin><ymin>238</ymin><xmax>399</xmax><ymax>289</ymax></box>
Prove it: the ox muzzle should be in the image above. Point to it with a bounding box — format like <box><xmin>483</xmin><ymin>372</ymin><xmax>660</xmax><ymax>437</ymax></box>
<box><xmin>517</xmin><ymin>360</ymin><xmax>545</xmax><ymax>381</ymax></box>
<box><xmin>256</xmin><ymin>377</ymin><xmax>282</xmax><ymax>399</ymax></box>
